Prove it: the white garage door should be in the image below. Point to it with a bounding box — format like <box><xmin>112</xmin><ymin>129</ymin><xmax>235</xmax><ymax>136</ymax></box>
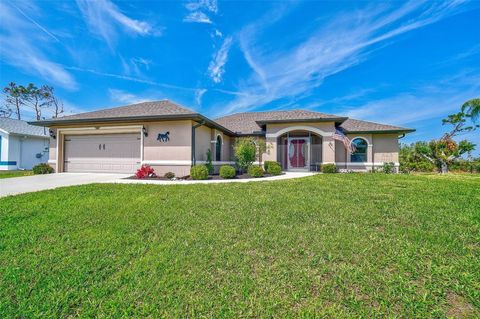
<box><xmin>64</xmin><ymin>133</ymin><xmax>141</xmax><ymax>173</ymax></box>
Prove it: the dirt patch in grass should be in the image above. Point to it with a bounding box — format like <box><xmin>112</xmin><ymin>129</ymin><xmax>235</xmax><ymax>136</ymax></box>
<box><xmin>446</xmin><ymin>293</ymin><xmax>474</xmax><ymax>319</ymax></box>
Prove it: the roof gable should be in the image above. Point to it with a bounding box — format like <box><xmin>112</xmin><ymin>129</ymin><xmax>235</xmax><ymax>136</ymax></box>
<box><xmin>215</xmin><ymin>110</ymin><xmax>345</xmax><ymax>134</ymax></box>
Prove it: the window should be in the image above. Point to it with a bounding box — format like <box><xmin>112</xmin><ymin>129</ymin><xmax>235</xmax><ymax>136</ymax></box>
<box><xmin>351</xmin><ymin>138</ymin><xmax>368</xmax><ymax>162</ymax></box>
<box><xmin>215</xmin><ymin>135</ymin><xmax>222</xmax><ymax>161</ymax></box>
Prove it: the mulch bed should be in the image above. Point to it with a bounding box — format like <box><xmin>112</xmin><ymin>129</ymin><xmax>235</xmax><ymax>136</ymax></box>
<box><xmin>124</xmin><ymin>173</ymin><xmax>280</xmax><ymax>181</ymax></box>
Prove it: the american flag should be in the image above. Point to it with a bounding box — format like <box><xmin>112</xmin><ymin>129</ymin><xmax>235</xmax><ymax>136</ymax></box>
<box><xmin>333</xmin><ymin>128</ymin><xmax>356</xmax><ymax>153</ymax></box>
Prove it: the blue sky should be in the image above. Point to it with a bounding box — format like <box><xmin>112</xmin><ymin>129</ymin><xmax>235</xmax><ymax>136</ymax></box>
<box><xmin>0</xmin><ymin>0</ymin><xmax>479</xmax><ymax>153</ymax></box>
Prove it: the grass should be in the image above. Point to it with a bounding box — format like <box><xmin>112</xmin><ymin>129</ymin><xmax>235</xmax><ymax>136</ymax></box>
<box><xmin>0</xmin><ymin>170</ymin><xmax>33</xmax><ymax>179</ymax></box>
<box><xmin>0</xmin><ymin>174</ymin><xmax>479</xmax><ymax>318</ymax></box>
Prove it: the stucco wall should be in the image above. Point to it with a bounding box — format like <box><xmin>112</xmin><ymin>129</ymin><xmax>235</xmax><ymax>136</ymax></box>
<box><xmin>0</xmin><ymin>134</ymin><xmax>48</xmax><ymax>170</ymax></box>
<box><xmin>211</xmin><ymin>129</ymin><xmax>233</xmax><ymax>162</ymax></box>
<box><xmin>19</xmin><ymin>137</ymin><xmax>49</xmax><ymax>169</ymax></box>
<box><xmin>194</xmin><ymin>125</ymin><xmax>211</xmax><ymax>162</ymax></box>
<box><xmin>48</xmin><ymin>129</ymin><xmax>57</xmax><ymax>164</ymax></box>
<box><xmin>373</xmin><ymin>134</ymin><xmax>399</xmax><ymax>163</ymax></box>
<box><xmin>143</xmin><ymin>120</ymin><xmax>192</xmax><ymax>162</ymax></box>
<box><xmin>0</xmin><ymin>132</ymin><xmax>9</xmax><ymax>161</ymax></box>
<box><xmin>335</xmin><ymin>140</ymin><xmax>347</xmax><ymax>163</ymax></box>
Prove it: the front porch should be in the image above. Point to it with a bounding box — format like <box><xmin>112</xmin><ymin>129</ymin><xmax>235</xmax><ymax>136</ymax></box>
<box><xmin>276</xmin><ymin>130</ymin><xmax>323</xmax><ymax>172</ymax></box>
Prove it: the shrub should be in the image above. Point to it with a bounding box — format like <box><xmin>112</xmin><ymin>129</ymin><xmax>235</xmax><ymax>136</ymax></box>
<box><xmin>266</xmin><ymin>162</ymin><xmax>282</xmax><ymax>176</ymax></box>
<box><xmin>321</xmin><ymin>163</ymin><xmax>337</xmax><ymax>173</ymax></box>
<box><xmin>234</xmin><ymin>138</ymin><xmax>256</xmax><ymax>173</ymax></box>
<box><xmin>164</xmin><ymin>172</ymin><xmax>175</xmax><ymax>179</ymax></box>
<box><xmin>135</xmin><ymin>165</ymin><xmax>156</xmax><ymax>179</ymax></box>
<box><xmin>32</xmin><ymin>163</ymin><xmax>54</xmax><ymax>174</ymax></box>
<box><xmin>219</xmin><ymin>165</ymin><xmax>236</xmax><ymax>179</ymax></box>
<box><xmin>190</xmin><ymin>165</ymin><xmax>209</xmax><ymax>180</ymax></box>
<box><xmin>263</xmin><ymin>161</ymin><xmax>278</xmax><ymax>172</ymax></box>
<box><xmin>382</xmin><ymin>162</ymin><xmax>396</xmax><ymax>174</ymax></box>
<box><xmin>205</xmin><ymin>149</ymin><xmax>214</xmax><ymax>174</ymax></box>
<box><xmin>248</xmin><ymin>165</ymin><xmax>264</xmax><ymax>178</ymax></box>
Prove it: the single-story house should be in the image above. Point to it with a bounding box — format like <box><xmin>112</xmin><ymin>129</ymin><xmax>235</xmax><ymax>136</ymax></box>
<box><xmin>30</xmin><ymin>100</ymin><xmax>414</xmax><ymax>175</ymax></box>
<box><xmin>0</xmin><ymin>118</ymin><xmax>50</xmax><ymax>170</ymax></box>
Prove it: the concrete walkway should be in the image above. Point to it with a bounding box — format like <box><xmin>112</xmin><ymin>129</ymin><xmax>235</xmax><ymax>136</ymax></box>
<box><xmin>0</xmin><ymin>172</ymin><xmax>316</xmax><ymax>198</ymax></box>
<box><xmin>0</xmin><ymin>173</ymin><xmax>130</xmax><ymax>197</ymax></box>
<box><xmin>111</xmin><ymin>172</ymin><xmax>316</xmax><ymax>185</ymax></box>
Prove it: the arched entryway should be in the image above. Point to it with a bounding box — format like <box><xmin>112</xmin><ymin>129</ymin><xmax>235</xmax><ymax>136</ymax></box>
<box><xmin>277</xmin><ymin>130</ymin><xmax>322</xmax><ymax>171</ymax></box>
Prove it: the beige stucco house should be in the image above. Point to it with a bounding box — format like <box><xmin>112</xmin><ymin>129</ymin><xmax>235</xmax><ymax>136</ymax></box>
<box><xmin>30</xmin><ymin>100</ymin><xmax>414</xmax><ymax>176</ymax></box>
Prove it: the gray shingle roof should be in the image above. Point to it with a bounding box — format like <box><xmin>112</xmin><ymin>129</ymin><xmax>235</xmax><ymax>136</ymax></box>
<box><xmin>31</xmin><ymin>100</ymin><xmax>198</xmax><ymax>125</ymax></box>
<box><xmin>340</xmin><ymin>119</ymin><xmax>414</xmax><ymax>133</ymax></box>
<box><xmin>215</xmin><ymin>110</ymin><xmax>414</xmax><ymax>134</ymax></box>
<box><xmin>0</xmin><ymin>118</ymin><xmax>48</xmax><ymax>137</ymax></box>
<box><xmin>215</xmin><ymin>110</ymin><xmax>346</xmax><ymax>134</ymax></box>
<box><xmin>28</xmin><ymin>100</ymin><xmax>414</xmax><ymax>135</ymax></box>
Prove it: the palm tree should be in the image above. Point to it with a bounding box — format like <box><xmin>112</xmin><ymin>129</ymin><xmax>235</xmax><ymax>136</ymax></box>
<box><xmin>461</xmin><ymin>98</ymin><xmax>480</xmax><ymax>122</ymax></box>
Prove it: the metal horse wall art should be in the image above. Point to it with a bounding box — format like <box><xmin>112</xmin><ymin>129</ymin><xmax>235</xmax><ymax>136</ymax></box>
<box><xmin>157</xmin><ymin>131</ymin><xmax>170</xmax><ymax>142</ymax></box>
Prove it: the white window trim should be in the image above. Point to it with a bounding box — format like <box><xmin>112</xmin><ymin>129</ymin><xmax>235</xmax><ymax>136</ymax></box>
<box><xmin>266</xmin><ymin>125</ymin><xmax>333</xmax><ymax>138</ymax></box>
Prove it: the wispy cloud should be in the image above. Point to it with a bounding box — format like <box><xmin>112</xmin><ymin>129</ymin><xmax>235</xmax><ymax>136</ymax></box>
<box><xmin>120</xmin><ymin>56</ymin><xmax>152</xmax><ymax>76</ymax></box>
<box><xmin>76</xmin><ymin>0</ymin><xmax>161</xmax><ymax>49</ymax></box>
<box><xmin>344</xmin><ymin>70</ymin><xmax>480</xmax><ymax>126</ymax></box>
<box><xmin>220</xmin><ymin>0</ymin><xmax>468</xmax><ymax>115</ymax></box>
<box><xmin>0</xmin><ymin>2</ymin><xmax>77</xmax><ymax>89</ymax></box>
<box><xmin>208</xmin><ymin>36</ymin><xmax>233</xmax><ymax>83</ymax></box>
<box><xmin>195</xmin><ymin>88</ymin><xmax>207</xmax><ymax>105</ymax></box>
<box><xmin>8</xmin><ymin>1</ymin><xmax>60</xmax><ymax>42</ymax></box>
<box><xmin>109</xmin><ymin>89</ymin><xmax>154</xmax><ymax>104</ymax></box>
<box><xmin>66</xmin><ymin>66</ymin><xmax>195</xmax><ymax>92</ymax></box>
<box><xmin>184</xmin><ymin>0</ymin><xmax>217</xmax><ymax>24</ymax></box>
<box><xmin>184</xmin><ymin>11</ymin><xmax>212</xmax><ymax>24</ymax></box>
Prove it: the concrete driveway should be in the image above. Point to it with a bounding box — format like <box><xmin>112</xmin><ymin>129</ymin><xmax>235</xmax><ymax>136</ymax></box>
<box><xmin>0</xmin><ymin>173</ymin><xmax>130</xmax><ymax>198</ymax></box>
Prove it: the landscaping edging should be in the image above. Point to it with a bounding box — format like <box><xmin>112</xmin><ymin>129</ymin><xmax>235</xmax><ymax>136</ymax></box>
<box><xmin>111</xmin><ymin>172</ymin><xmax>316</xmax><ymax>185</ymax></box>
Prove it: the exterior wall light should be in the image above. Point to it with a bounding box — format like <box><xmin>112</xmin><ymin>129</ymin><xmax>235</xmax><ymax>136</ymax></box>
<box><xmin>49</xmin><ymin>129</ymin><xmax>56</xmax><ymax>139</ymax></box>
<box><xmin>142</xmin><ymin>126</ymin><xmax>148</xmax><ymax>137</ymax></box>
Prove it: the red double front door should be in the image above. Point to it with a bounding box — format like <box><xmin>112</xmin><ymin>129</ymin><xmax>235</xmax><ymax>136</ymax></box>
<box><xmin>287</xmin><ymin>138</ymin><xmax>308</xmax><ymax>169</ymax></box>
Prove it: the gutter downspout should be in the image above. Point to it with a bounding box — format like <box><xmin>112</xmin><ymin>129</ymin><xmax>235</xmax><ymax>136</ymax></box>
<box><xmin>191</xmin><ymin>120</ymin><xmax>205</xmax><ymax>166</ymax></box>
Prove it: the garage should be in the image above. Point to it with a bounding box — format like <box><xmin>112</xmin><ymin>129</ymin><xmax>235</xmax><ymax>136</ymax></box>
<box><xmin>64</xmin><ymin>133</ymin><xmax>141</xmax><ymax>173</ymax></box>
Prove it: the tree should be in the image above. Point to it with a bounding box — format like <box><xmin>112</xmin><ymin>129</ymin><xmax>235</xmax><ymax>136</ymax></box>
<box><xmin>461</xmin><ymin>98</ymin><xmax>480</xmax><ymax>122</ymax></box>
<box><xmin>42</xmin><ymin>85</ymin><xmax>64</xmax><ymax>118</ymax></box>
<box><xmin>2</xmin><ymin>82</ymin><xmax>27</xmax><ymax>119</ymax></box>
<box><xmin>416</xmin><ymin>105</ymin><xmax>478</xmax><ymax>174</ymax></box>
<box><xmin>1</xmin><ymin>82</ymin><xmax>64</xmax><ymax>120</ymax></box>
<box><xmin>253</xmin><ymin>137</ymin><xmax>271</xmax><ymax>166</ymax></box>
<box><xmin>234</xmin><ymin>137</ymin><xmax>257</xmax><ymax>173</ymax></box>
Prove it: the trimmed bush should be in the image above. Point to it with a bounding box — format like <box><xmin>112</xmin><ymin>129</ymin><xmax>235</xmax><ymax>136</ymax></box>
<box><xmin>321</xmin><ymin>163</ymin><xmax>337</xmax><ymax>173</ymax></box>
<box><xmin>164</xmin><ymin>172</ymin><xmax>175</xmax><ymax>179</ymax></box>
<box><xmin>32</xmin><ymin>163</ymin><xmax>54</xmax><ymax>175</ymax></box>
<box><xmin>382</xmin><ymin>162</ymin><xmax>396</xmax><ymax>174</ymax></box>
<box><xmin>266</xmin><ymin>162</ymin><xmax>282</xmax><ymax>176</ymax></box>
<box><xmin>190</xmin><ymin>165</ymin><xmax>209</xmax><ymax>180</ymax></box>
<box><xmin>263</xmin><ymin>161</ymin><xmax>278</xmax><ymax>172</ymax></box>
<box><xmin>248</xmin><ymin>165</ymin><xmax>264</xmax><ymax>178</ymax></box>
<box><xmin>219</xmin><ymin>165</ymin><xmax>236</xmax><ymax>179</ymax></box>
<box><xmin>205</xmin><ymin>149</ymin><xmax>214</xmax><ymax>174</ymax></box>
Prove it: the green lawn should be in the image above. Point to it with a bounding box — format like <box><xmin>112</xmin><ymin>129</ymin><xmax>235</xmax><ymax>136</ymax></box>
<box><xmin>0</xmin><ymin>170</ymin><xmax>33</xmax><ymax>179</ymax></box>
<box><xmin>1</xmin><ymin>174</ymin><xmax>479</xmax><ymax>318</ymax></box>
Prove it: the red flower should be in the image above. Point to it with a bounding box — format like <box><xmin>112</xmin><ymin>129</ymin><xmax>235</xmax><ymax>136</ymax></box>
<box><xmin>135</xmin><ymin>165</ymin><xmax>156</xmax><ymax>179</ymax></box>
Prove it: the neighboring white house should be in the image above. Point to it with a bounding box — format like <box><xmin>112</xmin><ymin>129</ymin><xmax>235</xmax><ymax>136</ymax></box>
<box><xmin>0</xmin><ymin>118</ymin><xmax>49</xmax><ymax>170</ymax></box>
